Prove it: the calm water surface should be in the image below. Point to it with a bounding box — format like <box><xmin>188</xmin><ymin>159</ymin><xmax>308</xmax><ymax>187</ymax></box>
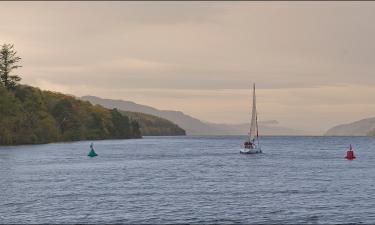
<box><xmin>1</xmin><ymin>136</ymin><xmax>375</xmax><ymax>224</ymax></box>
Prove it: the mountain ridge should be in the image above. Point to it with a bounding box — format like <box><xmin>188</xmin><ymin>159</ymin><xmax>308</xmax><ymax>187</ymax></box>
<box><xmin>325</xmin><ymin>117</ymin><xmax>375</xmax><ymax>136</ymax></box>
<box><xmin>81</xmin><ymin>95</ymin><xmax>308</xmax><ymax>136</ymax></box>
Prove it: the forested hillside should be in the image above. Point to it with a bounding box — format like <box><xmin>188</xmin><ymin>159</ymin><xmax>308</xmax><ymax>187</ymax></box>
<box><xmin>121</xmin><ymin>111</ymin><xmax>186</xmax><ymax>136</ymax></box>
<box><xmin>0</xmin><ymin>43</ymin><xmax>185</xmax><ymax>145</ymax></box>
<box><xmin>0</xmin><ymin>84</ymin><xmax>142</xmax><ymax>145</ymax></box>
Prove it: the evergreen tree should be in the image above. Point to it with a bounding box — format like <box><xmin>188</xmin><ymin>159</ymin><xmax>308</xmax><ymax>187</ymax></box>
<box><xmin>0</xmin><ymin>44</ymin><xmax>22</xmax><ymax>90</ymax></box>
<box><xmin>131</xmin><ymin>120</ymin><xmax>141</xmax><ymax>138</ymax></box>
<box><xmin>110</xmin><ymin>108</ymin><xmax>130</xmax><ymax>138</ymax></box>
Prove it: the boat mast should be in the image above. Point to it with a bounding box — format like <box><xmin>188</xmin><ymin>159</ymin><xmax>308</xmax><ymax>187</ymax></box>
<box><xmin>249</xmin><ymin>83</ymin><xmax>256</xmax><ymax>142</ymax></box>
<box><xmin>256</xmin><ymin>109</ymin><xmax>260</xmax><ymax>146</ymax></box>
<box><xmin>255</xmin><ymin>84</ymin><xmax>261</xmax><ymax>146</ymax></box>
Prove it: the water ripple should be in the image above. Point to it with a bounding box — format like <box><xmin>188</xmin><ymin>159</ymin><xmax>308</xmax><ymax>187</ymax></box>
<box><xmin>1</xmin><ymin>136</ymin><xmax>375</xmax><ymax>223</ymax></box>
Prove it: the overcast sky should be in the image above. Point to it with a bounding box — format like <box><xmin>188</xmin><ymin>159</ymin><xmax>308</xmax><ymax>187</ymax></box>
<box><xmin>1</xmin><ymin>1</ymin><xmax>375</xmax><ymax>133</ymax></box>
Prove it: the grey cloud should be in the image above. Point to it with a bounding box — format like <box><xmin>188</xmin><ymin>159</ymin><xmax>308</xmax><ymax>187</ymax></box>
<box><xmin>2</xmin><ymin>2</ymin><xmax>375</xmax><ymax>132</ymax></box>
<box><xmin>4</xmin><ymin>1</ymin><xmax>375</xmax><ymax>90</ymax></box>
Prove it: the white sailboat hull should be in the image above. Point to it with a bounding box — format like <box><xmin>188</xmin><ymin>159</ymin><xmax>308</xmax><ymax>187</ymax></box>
<box><xmin>240</xmin><ymin>147</ymin><xmax>262</xmax><ymax>154</ymax></box>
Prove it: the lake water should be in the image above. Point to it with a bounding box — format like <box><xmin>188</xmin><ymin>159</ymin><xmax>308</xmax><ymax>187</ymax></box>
<box><xmin>1</xmin><ymin>136</ymin><xmax>375</xmax><ymax>224</ymax></box>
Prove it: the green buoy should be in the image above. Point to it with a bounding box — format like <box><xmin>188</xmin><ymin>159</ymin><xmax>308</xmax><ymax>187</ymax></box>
<box><xmin>88</xmin><ymin>143</ymin><xmax>98</xmax><ymax>157</ymax></box>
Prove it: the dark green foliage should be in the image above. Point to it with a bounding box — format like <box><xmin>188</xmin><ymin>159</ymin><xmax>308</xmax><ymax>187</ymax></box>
<box><xmin>110</xmin><ymin>108</ymin><xmax>133</xmax><ymax>138</ymax></box>
<box><xmin>0</xmin><ymin>85</ymin><xmax>142</xmax><ymax>145</ymax></box>
<box><xmin>367</xmin><ymin>129</ymin><xmax>375</xmax><ymax>137</ymax></box>
<box><xmin>0</xmin><ymin>44</ymin><xmax>22</xmax><ymax>90</ymax></box>
<box><xmin>130</xmin><ymin>120</ymin><xmax>142</xmax><ymax>137</ymax></box>
<box><xmin>122</xmin><ymin>111</ymin><xmax>186</xmax><ymax>136</ymax></box>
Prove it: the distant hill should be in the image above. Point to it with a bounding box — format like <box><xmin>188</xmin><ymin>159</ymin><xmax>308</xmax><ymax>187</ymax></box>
<box><xmin>121</xmin><ymin>111</ymin><xmax>185</xmax><ymax>136</ymax></box>
<box><xmin>82</xmin><ymin>96</ymin><xmax>308</xmax><ymax>136</ymax></box>
<box><xmin>325</xmin><ymin>117</ymin><xmax>375</xmax><ymax>136</ymax></box>
<box><xmin>81</xmin><ymin>95</ymin><xmax>218</xmax><ymax>135</ymax></box>
<box><xmin>207</xmin><ymin>121</ymin><xmax>308</xmax><ymax>136</ymax></box>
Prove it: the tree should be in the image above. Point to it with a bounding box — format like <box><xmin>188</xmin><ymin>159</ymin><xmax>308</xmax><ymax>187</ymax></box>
<box><xmin>0</xmin><ymin>44</ymin><xmax>22</xmax><ymax>90</ymax></box>
<box><xmin>110</xmin><ymin>108</ymin><xmax>130</xmax><ymax>138</ymax></box>
<box><xmin>131</xmin><ymin>120</ymin><xmax>141</xmax><ymax>138</ymax></box>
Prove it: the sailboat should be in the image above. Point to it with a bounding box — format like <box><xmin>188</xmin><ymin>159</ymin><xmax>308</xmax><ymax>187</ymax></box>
<box><xmin>240</xmin><ymin>83</ymin><xmax>262</xmax><ymax>154</ymax></box>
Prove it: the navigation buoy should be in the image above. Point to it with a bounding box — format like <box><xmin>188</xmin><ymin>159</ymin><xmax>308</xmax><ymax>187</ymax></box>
<box><xmin>345</xmin><ymin>144</ymin><xmax>355</xmax><ymax>160</ymax></box>
<box><xmin>88</xmin><ymin>143</ymin><xmax>98</xmax><ymax>157</ymax></box>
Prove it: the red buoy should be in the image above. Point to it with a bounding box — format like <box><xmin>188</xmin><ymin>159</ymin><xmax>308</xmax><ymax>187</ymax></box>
<box><xmin>345</xmin><ymin>144</ymin><xmax>356</xmax><ymax>160</ymax></box>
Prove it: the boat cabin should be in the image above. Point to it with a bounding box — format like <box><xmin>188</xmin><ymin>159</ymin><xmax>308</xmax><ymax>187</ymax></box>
<box><xmin>244</xmin><ymin>141</ymin><xmax>254</xmax><ymax>149</ymax></box>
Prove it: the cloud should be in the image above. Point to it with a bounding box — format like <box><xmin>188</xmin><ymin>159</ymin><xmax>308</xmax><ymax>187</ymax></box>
<box><xmin>2</xmin><ymin>2</ymin><xmax>375</xmax><ymax>133</ymax></box>
<box><xmin>4</xmin><ymin>1</ymin><xmax>375</xmax><ymax>91</ymax></box>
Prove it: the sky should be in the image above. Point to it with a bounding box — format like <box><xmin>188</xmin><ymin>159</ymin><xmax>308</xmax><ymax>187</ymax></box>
<box><xmin>1</xmin><ymin>1</ymin><xmax>375</xmax><ymax>134</ymax></box>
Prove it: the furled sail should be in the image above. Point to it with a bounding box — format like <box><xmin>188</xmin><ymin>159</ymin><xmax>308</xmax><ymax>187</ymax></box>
<box><xmin>249</xmin><ymin>83</ymin><xmax>257</xmax><ymax>142</ymax></box>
